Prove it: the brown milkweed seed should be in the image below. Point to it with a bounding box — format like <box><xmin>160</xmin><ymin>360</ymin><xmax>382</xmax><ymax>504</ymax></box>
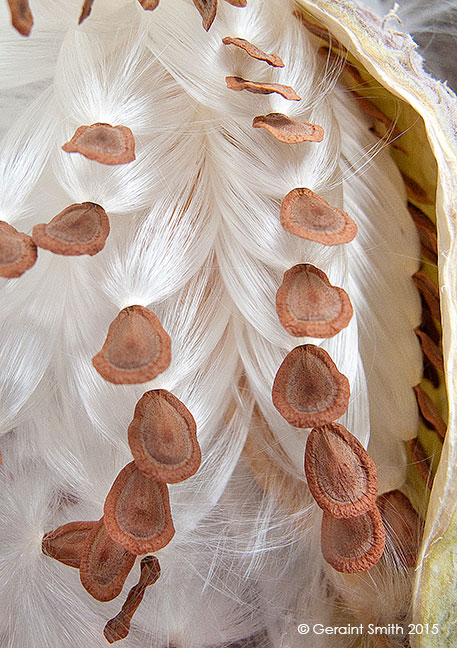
<box><xmin>321</xmin><ymin>507</ymin><xmax>386</xmax><ymax>573</ymax></box>
<box><xmin>78</xmin><ymin>0</ymin><xmax>94</xmax><ymax>24</ymax></box>
<box><xmin>413</xmin><ymin>384</ymin><xmax>446</xmax><ymax>440</ymax></box>
<box><xmin>222</xmin><ymin>37</ymin><xmax>284</xmax><ymax>67</ymax></box>
<box><xmin>62</xmin><ymin>123</ymin><xmax>135</xmax><ymax>165</ymax></box>
<box><xmin>104</xmin><ymin>556</ymin><xmax>161</xmax><ymax>644</ymax></box>
<box><xmin>413</xmin><ymin>271</ymin><xmax>440</xmax><ymax>322</ymax></box>
<box><xmin>305</xmin><ymin>423</ymin><xmax>378</xmax><ymax>518</ymax></box>
<box><xmin>280</xmin><ymin>188</ymin><xmax>357</xmax><ymax>245</ymax></box>
<box><xmin>128</xmin><ymin>390</ymin><xmax>201</xmax><ymax>483</ymax></box>
<box><xmin>406</xmin><ymin>438</ymin><xmax>433</xmax><ymax>488</ymax></box>
<box><xmin>400</xmin><ymin>171</ymin><xmax>433</xmax><ymax>205</ymax></box>
<box><xmin>272</xmin><ymin>345</ymin><xmax>350</xmax><ymax>428</ymax></box>
<box><xmin>0</xmin><ymin>222</ymin><xmax>37</xmax><ymax>278</ymax></box>
<box><xmin>408</xmin><ymin>204</ymin><xmax>438</xmax><ymax>263</ymax></box>
<box><xmin>252</xmin><ymin>113</ymin><xmax>324</xmax><ymax>144</ymax></box>
<box><xmin>276</xmin><ymin>264</ymin><xmax>353</xmax><ymax>337</ymax></box>
<box><xmin>92</xmin><ymin>305</ymin><xmax>171</xmax><ymax>385</ymax></box>
<box><xmin>415</xmin><ymin>328</ymin><xmax>444</xmax><ymax>371</ymax></box>
<box><xmin>103</xmin><ymin>462</ymin><xmax>175</xmax><ymax>555</ymax></box>
<box><xmin>138</xmin><ymin>0</ymin><xmax>159</xmax><ymax>9</ymax></box>
<box><xmin>42</xmin><ymin>520</ymin><xmax>97</xmax><ymax>569</ymax></box>
<box><xmin>31</xmin><ymin>203</ymin><xmax>110</xmax><ymax>256</ymax></box>
<box><xmin>7</xmin><ymin>0</ymin><xmax>33</xmax><ymax>36</ymax></box>
<box><xmin>377</xmin><ymin>490</ymin><xmax>421</xmax><ymax>568</ymax></box>
<box><xmin>223</xmin><ymin>0</ymin><xmax>247</xmax><ymax>6</ymax></box>
<box><xmin>192</xmin><ymin>0</ymin><xmax>217</xmax><ymax>31</ymax></box>
<box><xmin>226</xmin><ymin>77</ymin><xmax>300</xmax><ymax>101</ymax></box>
<box><xmin>79</xmin><ymin>519</ymin><xmax>136</xmax><ymax>602</ymax></box>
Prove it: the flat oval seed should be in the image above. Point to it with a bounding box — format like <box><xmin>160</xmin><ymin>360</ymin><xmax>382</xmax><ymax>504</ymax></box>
<box><xmin>7</xmin><ymin>0</ymin><xmax>33</xmax><ymax>36</ymax></box>
<box><xmin>280</xmin><ymin>188</ymin><xmax>357</xmax><ymax>245</ymax></box>
<box><xmin>138</xmin><ymin>0</ymin><xmax>159</xmax><ymax>8</ymax></box>
<box><xmin>62</xmin><ymin>123</ymin><xmax>135</xmax><ymax>165</ymax></box>
<box><xmin>414</xmin><ymin>384</ymin><xmax>446</xmax><ymax>439</ymax></box>
<box><xmin>408</xmin><ymin>204</ymin><xmax>438</xmax><ymax>263</ymax></box>
<box><xmin>78</xmin><ymin>0</ymin><xmax>94</xmax><ymax>23</ymax></box>
<box><xmin>104</xmin><ymin>556</ymin><xmax>161</xmax><ymax>643</ymax></box>
<box><xmin>222</xmin><ymin>37</ymin><xmax>284</xmax><ymax>67</ymax></box>
<box><xmin>226</xmin><ymin>77</ymin><xmax>300</xmax><ymax>101</ymax></box>
<box><xmin>305</xmin><ymin>423</ymin><xmax>378</xmax><ymax>518</ymax></box>
<box><xmin>32</xmin><ymin>203</ymin><xmax>110</xmax><ymax>256</ymax></box>
<box><xmin>415</xmin><ymin>328</ymin><xmax>444</xmax><ymax>371</ymax></box>
<box><xmin>272</xmin><ymin>345</ymin><xmax>350</xmax><ymax>428</ymax></box>
<box><xmin>252</xmin><ymin>113</ymin><xmax>324</xmax><ymax>143</ymax></box>
<box><xmin>42</xmin><ymin>520</ymin><xmax>96</xmax><ymax>569</ymax></box>
<box><xmin>80</xmin><ymin>519</ymin><xmax>136</xmax><ymax>602</ymax></box>
<box><xmin>128</xmin><ymin>390</ymin><xmax>201</xmax><ymax>483</ymax></box>
<box><xmin>103</xmin><ymin>462</ymin><xmax>175</xmax><ymax>555</ymax></box>
<box><xmin>276</xmin><ymin>264</ymin><xmax>353</xmax><ymax>337</ymax></box>
<box><xmin>321</xmin><ymin>507</ymin><xmax>386</xmax><ymax>573</ymax></box>
<box><xmin>92</xmin><ymin>305</ymin><xmax>171</xmax><ymax>384</ymax></box>
<box><xmin>192</xmin><ymin>0</ymin><xmax>217</xmax><ymax>31</ymax></box>
<box><xmin>377</xmin><ymin>490</ymin><xmax>421</xmax><ymax>568</ymax></box>
<box><xmin>400</xmin><ymin>170</ymin><xmax>433</xmax><ymax>205</ymax></box>
<box><xmin>0</xmin><ymin>221</ymin><xmax>37</xmax><ymax>278</ymax></box>
<box><xmin>413</xmin><ymin>271</ymin><xmax>440</xmax><ymax>322</ymax></box>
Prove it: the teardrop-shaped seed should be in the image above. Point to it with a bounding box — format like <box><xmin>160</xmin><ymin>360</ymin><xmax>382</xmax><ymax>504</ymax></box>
<box><xmin>272</xmin><ymin>345</ymin><xmax>350</xmax><ymax>428</ymax></box>
<box><xmin>103</xmin><ymin>462</ymin><xmax>175</xmax><ymax>555</ymax></box>
<box><xmin>192</xmin><ymin>0</ymin><xmax>217</xmax><ymax>31</ymax></box>
<box><xmin>92</xmin><ymin>305</ymin><xmax>171</xmax><ymax>384</ymax></box>
<box><xmin>222</xmin><ymin>37</ymin><xmax>284</xmax><ymax>67</ymax></box>
<box><xmin>104</xmin><ymin>556</ymin><xmax>160</xmax><ymax>643</ymax></box>
<box><xmin>42</xmin><ymin>520</ymin><xmax>96</xmax><ymax>569</ymax></box>
<box><xmin>305</xmin><ymin>423</ymin><xmax>378</xmax><ymax>518</ymax></box>
<box><xmin>128</xmin><ymin>390</ymin><xmax>201</xmax><ymax>483</ymax></box>
<box><xmin>138</xmin><ymin>0</ymin><xmax>159</xmax><ymax>8</ymax></box>
<box><xmin>226</xmin><ymin>77</ymin><xmax>300</xmax><ymax>101</ymax></box>
<box><xmin>415</xmin><ymin>328</ymin><xmax>444</xmax><ymax>371</ymax></box>
<box><xmin>32</xmin><ymin>203</ymin><xmax>110</xmax><ymax>256</ymax></box>
<box><xmin>7</xmin><ymin>0</ymin><xmax>33</xmax><ymax>36</ymax></box>
<box><xmin>62</xmin><ymin>123</ymin><xmax>135</xmax><ymax>165</ymax></box>
<box><xmin>223</xmin><ymin>0</ymin><xmax>246</xmax><ymax>5</ymax></box>
<box><xmin>79</xmin><ymin>519</ymin><xmax>136</xmax><ymax>602</ymax></box>
<box><xmin>414</xmin><ymin>384</ymin><xmax>446</xmax><ymax>439</ymax></box>
<box><xmin>276</xmin><ymin>264</ymin><xmax>353</xmax><ymax>337</ymax></box>
<box><xmin>78</xmin><ymin>0</ymin><xmax>94</xmax><ymax>23</ymax></box>
<box><xmin>413</xmin><ymin>271</ymin><xmax>440</xmax><ymax>322</ymax></box>
<box><xmin>280</xmin><ymin>188</ymin><xmax>357</xmax><ymax>245</ymax></box>
<box><xmin>377</xmin><ymin>490</ymin><xmax>421</xmax><ymax>568</ymax></box>
<box><xmin>321</xmin><ymin>507</ymin><xmax>386</xmax><ymax>573</ymax></box>
<box><xmin>0</xmin><ymin>221</ymin><xmax>37</xmax><ymax>278</ymax></box>
<box><xmin>252</xmin><ymin>113</ymin><xmax>324</xmax><ymax>143</ymax></box>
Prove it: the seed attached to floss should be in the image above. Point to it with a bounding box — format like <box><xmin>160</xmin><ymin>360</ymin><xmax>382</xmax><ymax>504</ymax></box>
<box><xmin>104</xmin><ymin>556</ymin><xmax>161</xmax><ymax>644</ymax></box>
<box><xmin>408</xmin><ymin>204</ymin><xmax>438</xmax><ymax>263</ymax></box>
<box><xmin>128</xmin><ymin>390</ymin><xmax>201</xmax><ymax>483</ymax></box>
<box><xmin>305</xmin><ymin>423</ymin><xmax>378</xmax><ymax>519</ymax></box>
<box><xmin>78</xmin><ymin>0</ymin><xmax>94</xmax><ymax>24</ymax></box>
<box><xmin>406</xmin><ymin>438</ymin><xmax>433</xmax><ymax>488</ymax></box>
<box><xmin>414</xmin><ymin>384</ymin><xmax>446</xmax><ymax>440</ymax></box>
<box><xmin>252</xmin><ymin>113</ymin><xmax>324</xmax><ymax>144</ymax></box>
<box><xmin>92</xmin><ymin>305</ymin><xmax>171</xmax><ymax>384</ymax></box>
<box><xmin>377</xmin><ymin>490</ymin><xmax>421</xmax><ymax>568</ymax></box>
<box><xmin>415</xmin><ymin>328</ymin><xmax>444</xmax><ymax>371</ymax></box>
<box><xmin>7</xmin><ymin>0</ymin><xmax>33</xmax><ymax>36</ymax></box>
<box><xmin>413</xmin><ymin>271</ymin><xmax>441</xmax><ymax>322</ymax></box>
<box><xmin>280</xmin><ymin>188</ymin><xmax>357</xmax><ymax>245</ymax></box>
<box><xmin>223</xmin><ymin>0</ymin><xmax>247</xmax><ymax>6</ymax></box>
<box><xmin>222</xmin><ymin>37</ymin><xmax>284</xmax><ymax>67</ymax></box>
<box><xmin>225</xmin><ymin>77</ymin><xmax>300</xmax><ymax>101</ymax></box>
<box><xmin>31</xmin><ymin>203</ymin><xmax>110</xmax><ymax>256</ymax></box>
<box><xmin>400</xmin><ymin>170</ymin><xmax>433</xmax><ymax>205</ymax></box>
<box><xmin>272</xmin><ymin>345</ymin><xmax>350</xmax><ymax>428</ymax></box>
<box><xmin>321</xmin><ymin>507</ymin><xmax>386</xmax><ymax>573</ymax></box>
<box><xmin>42</xmin><ymin>520</ymin><xmax>97</xmax><ymax>569</ymax></box>
<box><xmin>0</xmin><ymin>221</ymin><xmax>37</xmax><ymax>278</ymax></box>
<box><xmin>79</xmin><ymin>519</ymin><xmax>136</xmax><ymax>602</ymax></box>
<box><xmin>103</xmin><ymin>462</ymin><xmax>175</xmax><ymax>555</ymax></box>
<box><xmin>192</xmin><ymin>0</ymin><xmax>217</xmax><ymax>31</ymax></box>
<box><xmin>276</xmin><ymin>264</ymin><xmax>353</xmax><ymax>338</ymax></box>
<box><xmin>137</xmin><ymin>0</ymin><xmax>159</xmax><ymax>9</ymax></box>
<box><xmin>62</xmin><ymin>123</ymin><xmax>135</xmax><ymax>165</ymax></box>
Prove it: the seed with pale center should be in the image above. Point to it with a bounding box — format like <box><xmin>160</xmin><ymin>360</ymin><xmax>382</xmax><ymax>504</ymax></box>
<box><xmin>92</xmin><ymin>305</ymin><xmax>171</xmax><ymax>384</ymax></box>
<box><xmin>226</xmin><ymin>77</ymin><xmax>300</xmax><ymax>101</ymax></box>
<box><xmin>252</xmin><ymin>113</ymin><xmax>324</xmax><ymax>144</ymax></box>
<box><xmin>192</xmin><ymin>0</ymin><xmax>217</xmax><ymax>31</ymax></box>
<box><xmin>377</xmin><ymin>490</ymin><xmax>421</xmax><ymax>568</ymax></box>
<box><xmin>42</xmin><ymin>520</ymin><xmax>97</xmax><ymax>569</ymax></box>
<box><xmin>272</xmin><ymin>345</ymin><xmax>350</xmax><ymax>428</ymax></box>
<box><xmin>414</xmin><ymin>384</ymin><xmax>446</xmax><ymax>440</ymax></box>
<box><xmin>79</xmin><ymin>519</ymin><xmax>136</xmax><ymax>602</ymax></box>
<box><xmin>321</xmin><ymin>507</ymin><xmax>386</xmax><ymax>573</ymax></box>
<box><xmin>7</xmin><ymin>0</ymin><xmax>33</xmax><ymax>36</ymax></box>
<box><xmin>415</xmin><ymin>328</ymin><xmax>444</xmax><ymax>371</ymax></box>
<box><xmin>128</xmin><ymin>390</ymin><xmax>201</xmax><ymax>483</ymax></box>
<box><xmin>222</xmin><ymin>37</ymin><xmax>284</xmax><ymax>67</ymax></box>
<box><xmin>280</xmin><ymin>188</ymin><xmax>357</xmax><ymax>245</ymax></box>
<box><xmin>104</xmin><ymin>555</ymin><xmax>161</xmax><ymax>643</ymax></box>
<box><xmin>62</xmin><ymin>123</ymin><xmax>135</xmax><ymax>165</ymax></box>
<box><xmin>413</xmin><ymin>271</ymin><xmax>440</xmax><ymax>322</ymax></box>
<box><xmin>276</xmin><ymin>264</ymin><xmax>353</xmax><ymax>337</ymax></box>
<box><xmin>0</xmin><ymin>221</ymin><xmax>37</xmax><ymax>278</ymax></box>
<box><xmin>78</xmin><ymin>0</ymin><xmax>94</xmax><ymax>23</ymax></box>
<box><xmin>32</xmin><ymin>203</ymin><xmax>110</xmax><ymax>256</ymax></box>
<box><xmin>103</xmin><ymin>462</ymin><xmax>175</xmax><ymax>555</ymax></box>
<box><xmin>305</xmin><ymin>423</ymin><xmax>378</xmax><ymax>518</ymax></box>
